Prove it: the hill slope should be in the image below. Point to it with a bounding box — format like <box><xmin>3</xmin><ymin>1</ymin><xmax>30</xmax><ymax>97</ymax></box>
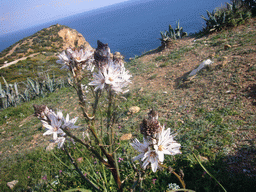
<box><xmin>0</xmin><ymin>24</ymin><xmax>93</xmax><ymax>84</ymax></box>
<box><xmin>0</xmin><ymin>18</ymin><xmax>255</xmax><ymax>191</ymax></box>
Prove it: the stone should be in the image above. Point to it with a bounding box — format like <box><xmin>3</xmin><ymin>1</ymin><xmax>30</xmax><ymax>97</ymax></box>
<box><xmin>113</xmin><ymin>52</ymin><xmax>124</xmax><ymax>62</ymax></box>
<box><xmin>120</xmin><ymin>133</ymin><xmax>132</xmax><ymax>140</ymax></box>
<box><xmin>224</xmin><ymin>44</ymin><xmax>231</xmax><ymax>50</ymax></box>
<box><xmin>199</xmin><ymin>155</ymin><xmax>209</xmax><ymax>162</ymax></box>
<box><xmin>221</xmin><ymin>56</ymin><xmax>228</xmax><ymax>67</ymax></box>
<box><xmin>128</xmin><ymin>106</ymin><xmax>140</xmax><ymax>114</ymax></box>
<box><xmin>7</xmin><ymin>180</ymin><xmax>19</xmax><ymax>190</ymax></box>
<box><xmin>46</xmin><ymin>143</ymin><xmax>56</xmax><ymax>151</ymax></box>
<box><xmin>209</xmin><ymin>52</ymin><xmax>215</xmax><ymax>59</ymax></box>
<box><xmin>58</xmin><ymin>28</ymin><xmax>94</xmax><ymax>51</ymax></box>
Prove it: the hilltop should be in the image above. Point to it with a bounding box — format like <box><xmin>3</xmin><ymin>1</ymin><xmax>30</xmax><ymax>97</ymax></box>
<box><xmin>0</xmin><ymin>24</ymin><xmax>93</xmax><ymax>84</ymax></box>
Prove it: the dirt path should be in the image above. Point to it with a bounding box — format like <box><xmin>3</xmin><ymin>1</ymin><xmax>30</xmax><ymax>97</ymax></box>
<box><xmin>0</xmin><ymin>53</ymin><xmax>39</xmax><ymax>70</ymax></box>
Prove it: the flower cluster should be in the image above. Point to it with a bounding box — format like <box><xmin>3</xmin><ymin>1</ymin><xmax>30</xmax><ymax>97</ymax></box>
<box><xmin>56</xmin><ymin>47</ymin><xmax>95</xmax><ymax>73</ymax></box>
<box><xmin>33</xmin><ymin>104</ymin><xmax>78</xmax><ymax>148</ymax></box>
<box><xmin>88</xmin><ymin>60</ymin><xmax>131</xmax><ymax>93</ymax></box>
<box><xmin>130</xmin><ymin>110</ymin><xmax>181</xmax><ymax>172</ymax></box>
<box><xmin>56</xmin><ymin>41</ymin><xmax>131</xmax><ymax>94</ymax></box>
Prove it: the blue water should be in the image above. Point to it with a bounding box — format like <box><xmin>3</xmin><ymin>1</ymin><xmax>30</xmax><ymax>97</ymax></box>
<box><xmin>0</xmin><ymin>0</ymin><xmax>228</xmax><ymax>59</ymax></box>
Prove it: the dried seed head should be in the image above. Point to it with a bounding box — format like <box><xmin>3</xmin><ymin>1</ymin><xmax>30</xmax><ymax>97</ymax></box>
<box><xmin>33</xmin><ymin>104</ymin><xmax>47</xmax><ymax>118</ymax></box>
<box><xmin>33</xmin><ymin>104</ymin><xmax>51</xmax><ymax>122</ymax></box>
<box><xmin>148</xmin><ymin>108</ymin><xmax>158</xmax><ymax>120</ymax></box>
<box><xmin>140</xmin><ymin>118</ymin><xmax>161</xmax><ymax>138</ymax></box>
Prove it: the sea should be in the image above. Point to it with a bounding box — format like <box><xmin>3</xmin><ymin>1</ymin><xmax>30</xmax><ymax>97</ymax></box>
<box><xmin>0</xmin><ymin>0</ymin><xmax>228</xmax><ymax>60</ymax></box>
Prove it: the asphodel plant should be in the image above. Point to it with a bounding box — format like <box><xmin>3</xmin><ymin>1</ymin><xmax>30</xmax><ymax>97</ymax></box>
<box><xmin>33</xmin><ymin>40</ymin><xmax>186</xmax><ymax>191</ymax></box>
<box><xmin>34</xmin><ymin>40</ymin><xmax>132</xmax><ymax>191</ymax></box>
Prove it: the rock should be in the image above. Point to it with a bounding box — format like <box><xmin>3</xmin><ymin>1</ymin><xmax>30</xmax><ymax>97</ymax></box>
<box><xmin>58</xmin><ymin>28</ymin><xmax>94</xmax><ymax>51</ymax></box>
<box><xmin>46</xmin><ymin>143</ymin><xmax>56</xmax><ymax>151</ymax></box>
<box><xmin>188</xmin><ymin>59</ymin><xmax>213</xmax><ymax>77</ymax></box>
<box><xmin>221</xmin><ymin>56</ymin><xmax>228</xmax><ymax>67</ymax></box>
<box><xmin>7</xmin><ymin>180</ymin><xmax>19</xmax><ymax>190</ymax></box>
<box><xmin>224</xmin><ymin>44</ymin><xmax>231</xmax><ymax>50</ymax></box>
<box><xmin>128</xmin><ymin>106</ymin><xmax>140</xmax><ymax>114</ymax></box>
<box><xmin>113</xmin><ymin>52</ymin><xmax>124</xmax><ymax>63</ymax></box>
<box><xmin>120</xmin><ymin>133</ymin><xmax>132</xmax><ymax>140</ymax></box>
<box><xmin>209</xmin><ymin>52</ymin><xmax>215</xmax><ymax>59</ymax></box>
<box><xmin>199</xmin><ymin>155</ymin><xmax>209</xmax><ymax>162</ymax></box>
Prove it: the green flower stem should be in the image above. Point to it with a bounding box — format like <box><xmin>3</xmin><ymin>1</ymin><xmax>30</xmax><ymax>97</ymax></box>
<box><xmin>63</xmin><ymin>145</ymin><xmax>101</xmax><ymax>191</ymax></box>
<box><xmin>192</xmin><ymin>153</ymin><xmax>227</xmax><ymax>192</ymax></box>
<box><xmin>50</xmin><ymin>150</ymin><xmax>70</xmax><ymax>169</ymax></box>
<box><xmin>107</xmin><ymin>88</ymin><xmax>113</xmax><ymax>153</ymax></box>
<box><xmin>62</xmin><ymin>128</ymin><xmax>109</xmax><ymax>167</ymax></box>
<box><xmin>172</xmin><ymin>171</ymin><xmax>186</xmax><ymax>190</ymax></box>
<box><xmin>167</xmin><ymin>189</ymin><xmax>196</xmax><ymax>192</ymax></box>
<box><xmin>88</xmin><ymin>124</ymin><xmax>122</xmax><ymax>191</ymax></box>
<box><xmin>92</xmin><ymin>89</ymin><xmax>100</xmax><ymax>117</ymax></box>
<box><xmin>114</xmin><ymin>152</ymin><xmax>120</xmax><ymax>179</ymax></box>
<box><xmin>160</xmin><ymin>164</ymin><xmax>186</xmax><ymax>190</ymax></box>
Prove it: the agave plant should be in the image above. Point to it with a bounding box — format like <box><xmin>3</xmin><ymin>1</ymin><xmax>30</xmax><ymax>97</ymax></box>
<box><xmin>167</xmin><ymin>21</ymin><xmax>187</xmax><ymax>39</ymax></box>
<box><xmin>19</xmin><ymin>89</ymin><xmax>30</xmax><ymax>102</ymax></box>
<box><xmin>44</xmin><ymin>73</ymin><xmax>56</xmax><ymax>93</ymax></box>
<box><xmin>201</xmin><ymin>9</ymin><xmax>226</xmax><ymax>32</ymax></box>
<box><xmin>159</xmin><ymin>31</ymin><xmax>172</xmax><ymax>48</ymax></box>
<box><xmin>0</xmin><ymin>77</ymin><xmax>21</xmax><ymax>108</ymax></box>
<box><xmin>159</xmin><ymin>21</ymin><xmax>187</xmax><ymax>49</ymax></box>
<box><xmin>0</xmin><ymin>82</ymin><xmax>7</xmax><ymax>109</ymax></box>
<box><xmin>23</xmin><ymin>78</ymin><xmax>45</xmax><ymax>98</ymax></box>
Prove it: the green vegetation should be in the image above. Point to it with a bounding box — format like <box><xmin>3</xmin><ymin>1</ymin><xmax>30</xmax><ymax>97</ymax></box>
<box><xmin>0</xmin><ymin>24</ymin><xmax>67</xmax><ymax>64</ymax></box>
<box><xmin>0</xmin><ymin>74</ymin><xmax>70</xmax><ymax>109</ymax></box>
<box><xmin>201</xmin><ymin>0</ymin><xmax>254</xmax><ymax>34</ymax></box>
<box><xmin>159</xmin><ymin>21</ymin><xmax>187</xmax><ymax>48</ymax></box>
<box><xmin>0</xmin><ymin>1</ymin><xmax>256</xmax><ymax>191</ymax></box>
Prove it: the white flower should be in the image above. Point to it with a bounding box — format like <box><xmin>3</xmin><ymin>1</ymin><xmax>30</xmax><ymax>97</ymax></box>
<box><xmin>85</xmin><ymin>61</ymin><xmax>95</xmax><ymax>72</ymax></box>
<box><xmin>141</xmin><ymin>148</ymin><xmax>159</xmax><ymax>172</ymax></box>
<box><xmin>55</xmin><ymin>137</ymin><xmax>66</xmax><ymax>148</ymax></box>
<box><xmin>130</xmin><ymin>138</ymin><xmax>150</xmax><ymax>161</ymax></box>
<box><xmin>63</xmin><ymin>113</ymin><xmax>79</xmax><ymax>129</ymax></box>
<box><xmin>71</xmin><ymin>49</ymin><xmax>94</xmax><ymax>63</ymax></box>
<box><xmin>42</xmin><ymin>111</ymin><xmax>64</xmax><ymax>140</ymax></box>
<box><xmin>88</xmin><ymin>70</ymin><xmax>106</xmax><ymax>91</ymax></box>
<box><xmin>88</xmin><ymin>61</ymin><xmax>131</xmax><ymax>93</ymax></box>
<box><xmin>154</xmin><ymin>126</ymin><xmax>181</xmax><ymax>162</ymax></box>
<box><xmin>56</xmin><ymin>51</ymin><xmax>71</xmax><ymax>69</ymax></box>
<box><xmin>102</xmin><ymin>62</ymin><xmax>122</xmax><ymax>86</ymax></box>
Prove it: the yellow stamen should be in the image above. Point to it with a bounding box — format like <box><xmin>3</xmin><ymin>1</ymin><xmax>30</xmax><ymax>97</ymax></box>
<box><xmin>158</xmin><ymin>145</ymin><xmax>164</xmax><ymax>151</ymax></box>
<box><xmin>109</xmin><ymin>77</ymin><xmax>114</xmax><ymax>82</ymax></box>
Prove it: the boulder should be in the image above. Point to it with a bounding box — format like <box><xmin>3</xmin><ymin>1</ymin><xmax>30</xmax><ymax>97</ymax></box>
<box><xmin>58</xmin><ymin>28</ymin><xmax>94</xmax><ymax>51</ymax></box>
<box><xmin>128</xmin><ymin>106</ymin><xmax>140</xmax><ymax>114</ymax></box>
<box><xmin>7</xmin><ymin>180</ymin><xmax>18</xmax><ymax>190</ymax></box>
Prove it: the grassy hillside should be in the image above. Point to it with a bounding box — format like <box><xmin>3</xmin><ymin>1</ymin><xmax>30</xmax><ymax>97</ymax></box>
<box><xmin>0</xmin><ymin>9</ymin><xmax>255</xmax><ymax>192</ymax></box>
<box><xmin>0</xmin><ymin>24</ymin><xmax>69</xmax><ymax>84</ymax></box>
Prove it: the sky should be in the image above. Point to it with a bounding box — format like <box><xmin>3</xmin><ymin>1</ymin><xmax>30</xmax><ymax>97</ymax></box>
<box><xmin>0</xmin><ymin>0</ymin><xmax>130</xmax><ymax>35</ymax></box>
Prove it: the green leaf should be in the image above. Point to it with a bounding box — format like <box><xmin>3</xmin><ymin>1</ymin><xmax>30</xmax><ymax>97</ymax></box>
<box><xmin>167</xmin><ymin>189</ymin><xmax>196</xmax><ymax>192</ymax></box>
<box><xmin>64</xmin><ymin>188</ymin><xmax>92</xmax><ymax>192</ymax></box>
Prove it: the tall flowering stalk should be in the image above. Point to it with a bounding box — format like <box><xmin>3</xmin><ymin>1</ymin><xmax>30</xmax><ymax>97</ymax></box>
<box><xmin>130</xmin><ymin>109</ymin><xmax>185</xmax><ymax>188</ymax></box>
<box><xmin>31</xmin><ymin>38</ymin><xmax>228</xmax><ymax>191</ymax></box>
<box><xmin>34</xmin><ymin>41</ymin><xmax>131</xmax><ymax>191</ymax></box>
